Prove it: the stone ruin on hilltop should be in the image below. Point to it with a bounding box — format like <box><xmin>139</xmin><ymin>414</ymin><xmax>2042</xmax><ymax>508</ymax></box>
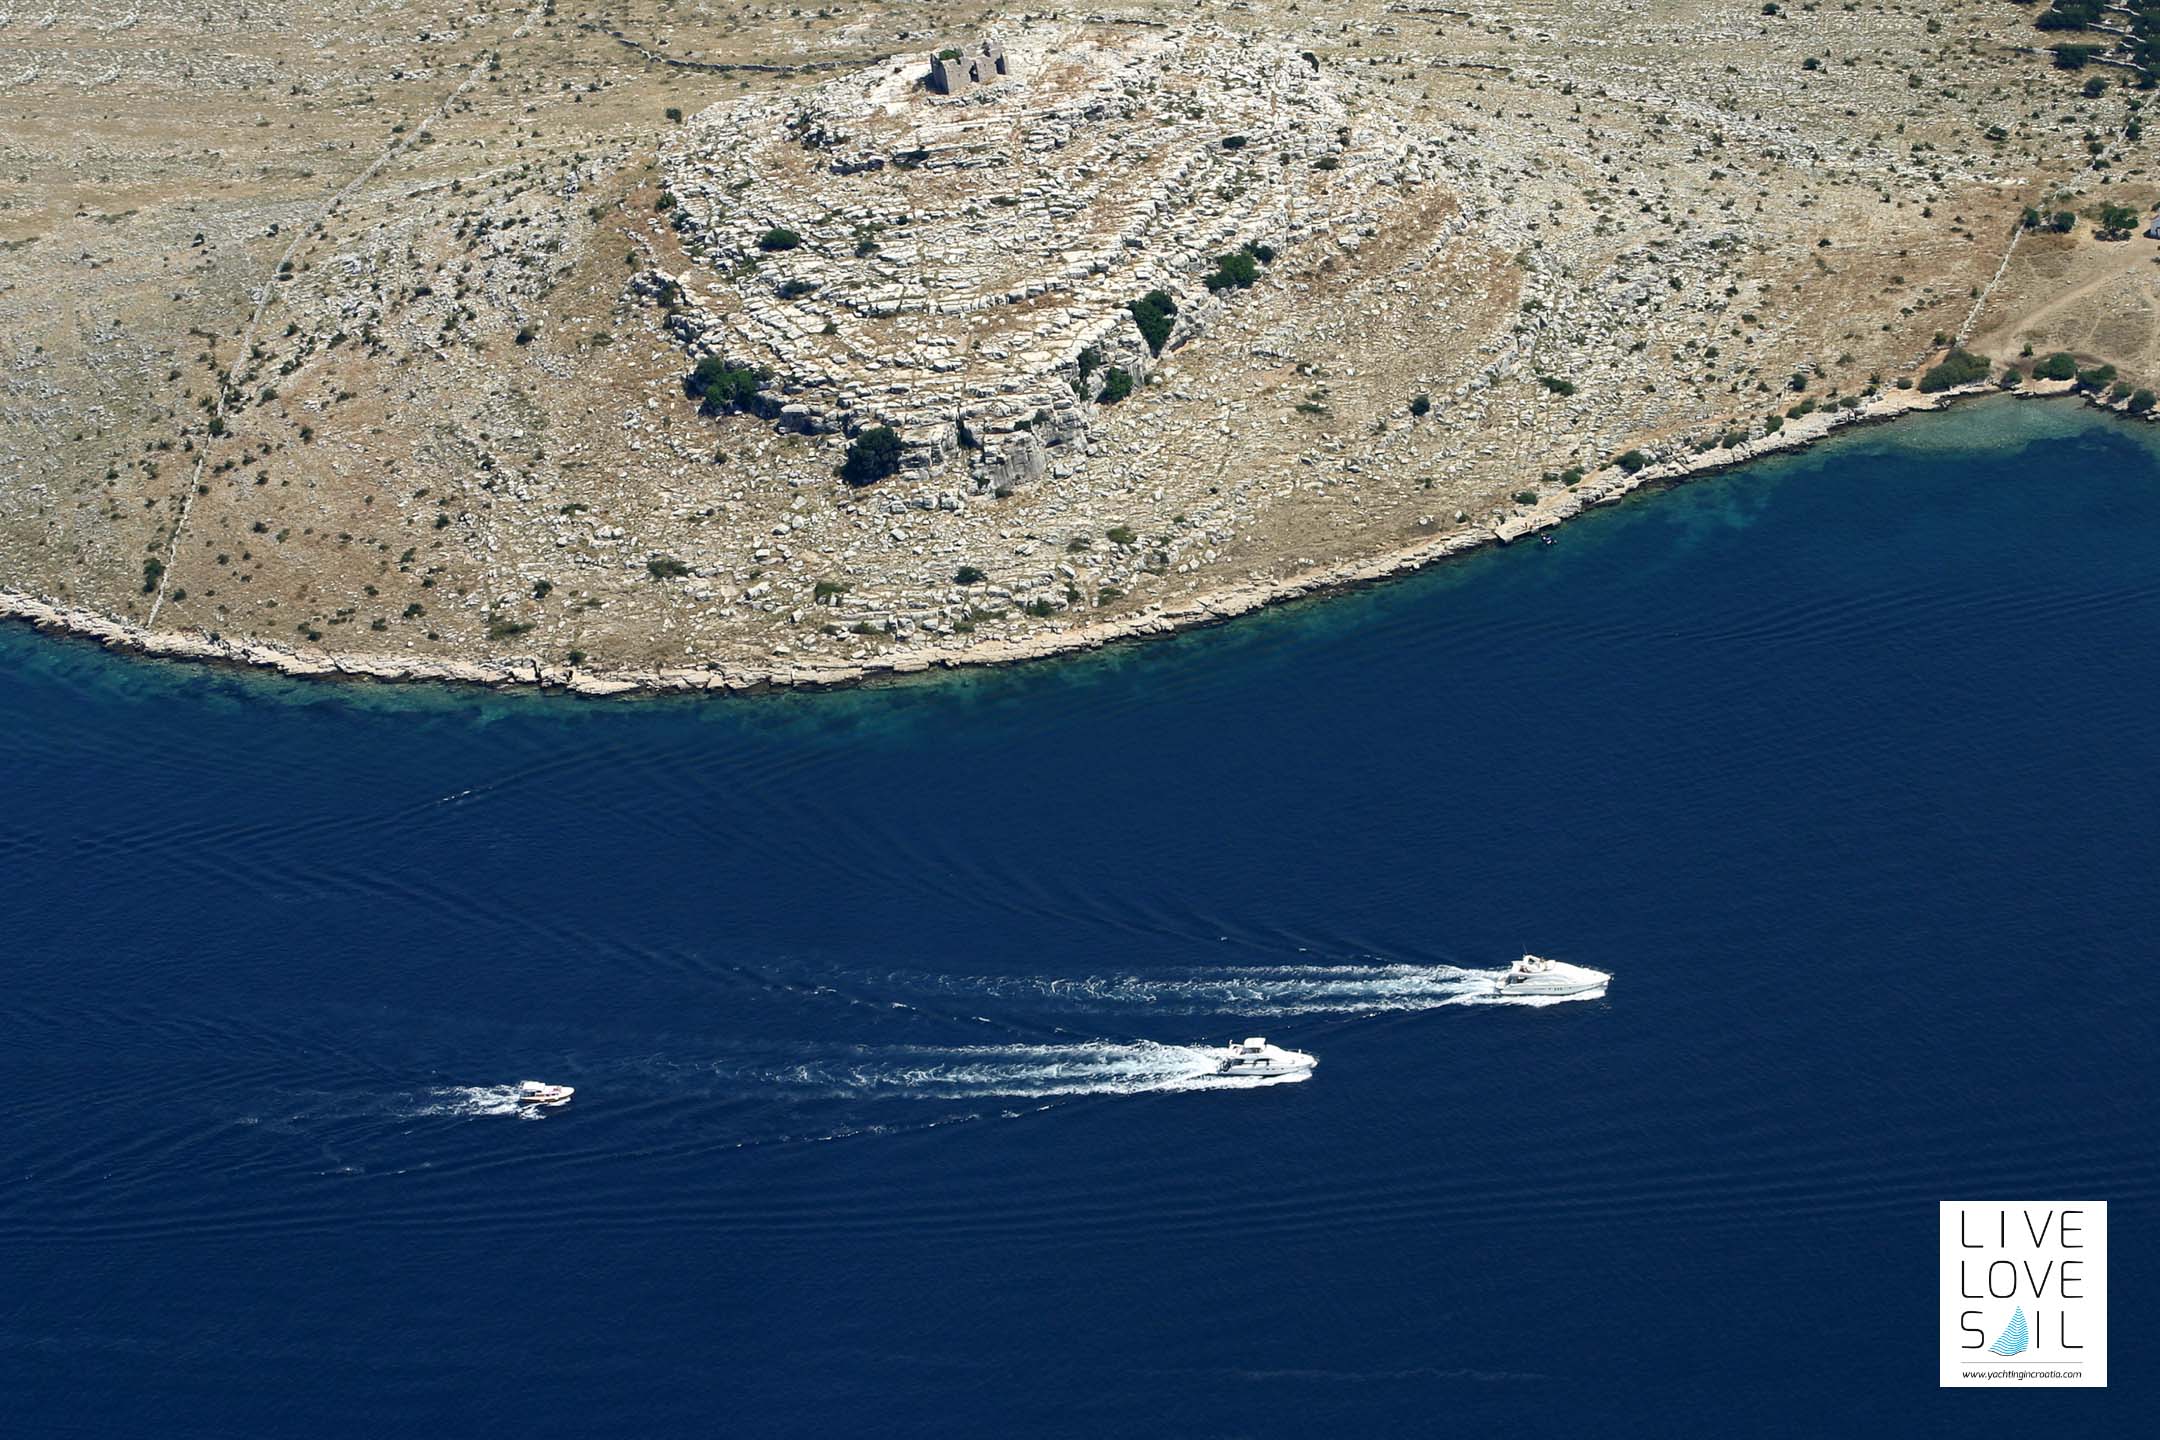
<box><xmin>927</xmin><ymin>36</ymin><xmax>1011</xmax><ymax>96</ymax></box>
<box><xmin>649</xmin><ymin>23</ymin><xmax>1426</xmax><ymax>490</ymax></box>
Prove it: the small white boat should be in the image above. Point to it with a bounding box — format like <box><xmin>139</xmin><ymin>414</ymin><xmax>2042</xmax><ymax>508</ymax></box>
<box><xmin>1203</xmin><ymin>1037</ymin><xmax>1317</xmax><ymax>1081</ymax></box>
<box><xmin>516</xmin><ymin>1081</ymin><xmax>575</xmax><ymax>1107</ymax></box>
<box><xmin>1495</xmin><ymin>954</ymin><xmax>1609</xmax><ymax>998</ymax></box>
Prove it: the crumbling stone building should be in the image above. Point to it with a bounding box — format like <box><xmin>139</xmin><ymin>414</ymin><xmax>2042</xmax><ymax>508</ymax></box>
<box><xmin>927</xmin><ymin>36</ymin><xmax>1009</xmax><ymax>95</ymax></box>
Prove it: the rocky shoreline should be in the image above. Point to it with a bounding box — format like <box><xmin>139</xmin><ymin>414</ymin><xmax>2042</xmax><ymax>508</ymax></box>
<box><xmin>0</xmin><ymin>380</ymin><xmax>2124</xmax><ymax>698</ymax></box>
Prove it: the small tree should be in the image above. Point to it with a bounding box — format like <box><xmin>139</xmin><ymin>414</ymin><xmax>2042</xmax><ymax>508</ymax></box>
<box><xmin>840</xmin><ymin>425</ymin><xmax>903</xmax><ymax>486</ymax></box>
<box><xmin>757</xmin><ymin>227</ymin><xmax>803</xmax><ymax>252</ymax></box>
<box><xmin>1098</xmin><ymin>367</ymin><xmax>1134</xmax><ymax>404</ymax></box>
<box><xmin>2033</xmin><ymin>351</ymin><xmax>2080</xmax><ymax>381</ymax></box>
<box><xmin>1918</xmin><ymin>349</ymin><xmax>1990</xmax><ymax>392</ymax></box>
<box><xmin>2097</xmin><ymin>203</ymin><xmax>2140</xmax><ymax>239</ymax></box>
<box><xmin>1128</xmin><ymin>290</ymin><xmax>1178</xmax><ymax>356</ymax></box>
<box><xmin>685</xmin><ymin>356</ymin><xmax>770</xmax><ymax>415</ymax></box>
<box><xmin>1204</xmin><ymin>245</ymin><xmax>1269</xmax><ymax>293</ymax></box>
<box><xmin>1409</xmin><ymin>393</ymin><xmax>1432</xmax><ymax>417</ymax></box>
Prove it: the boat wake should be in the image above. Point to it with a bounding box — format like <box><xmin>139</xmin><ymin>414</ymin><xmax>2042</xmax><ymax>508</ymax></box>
<box><xmin>902</xmin><ymin>963</ymin><xmax>1606</xmax><ymax>1015</ymax></box>
<box><xmin>410</xmin><ymin>1084</ymin><xmax>558</xmax><ymax>1119</ymax></box>
<box><xmin>767</xmin><ymin>1041</ymin><xmax>1309</xmax><ymax>1099</ymax></box>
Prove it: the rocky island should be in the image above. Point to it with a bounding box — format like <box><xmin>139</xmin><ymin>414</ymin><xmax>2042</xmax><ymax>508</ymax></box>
<box><xmin>4</xmin><ymin>0</ymin><xmax>2158</xmax><ymax>692</ymax></box>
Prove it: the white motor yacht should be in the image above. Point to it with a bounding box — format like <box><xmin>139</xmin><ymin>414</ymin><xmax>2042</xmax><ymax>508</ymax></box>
<box><xmin>1495</xmin><ymin>954</ymin><xmax>1610</xmax><ymax>998</ymax></box>
<box><xmin>516</xmin><ymin>1081</ymin><xmax>576</xmax><ymax>1107</ymax></box>
<box><xmin>1203</xmin><ymin>1037</ymin><xmax>1317</xmax><ymax>1081</ymax></box>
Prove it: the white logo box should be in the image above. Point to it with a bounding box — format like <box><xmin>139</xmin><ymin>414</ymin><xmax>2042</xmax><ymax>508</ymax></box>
<box><xmin>1939</xmin><ymin>1201</ymin><xmax>2107</xmax><ymax>1388</ymax></box>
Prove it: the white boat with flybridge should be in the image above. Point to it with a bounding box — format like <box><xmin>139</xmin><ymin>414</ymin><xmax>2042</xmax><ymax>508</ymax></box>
<box><xmin>1494</xmin><ymin>954</ymin><xmax>1610</xmax><ymax>999</ymax></box>
<box><xmin>516</xmin><ymin>1081</ymin><xmax>575</xmax><ymax>1107</ymax></box>
<box><xmin>1201</xmin><ymin>1037</ymin><xmax>1317</xmax><ymax>1083</ymax></box>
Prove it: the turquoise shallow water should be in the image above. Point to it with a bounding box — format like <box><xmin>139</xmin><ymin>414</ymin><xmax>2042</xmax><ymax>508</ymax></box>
<box><xmin>2</xmin><ymin>398</ymin><xmax>2155</xmax><ymax>1435</ymax></box>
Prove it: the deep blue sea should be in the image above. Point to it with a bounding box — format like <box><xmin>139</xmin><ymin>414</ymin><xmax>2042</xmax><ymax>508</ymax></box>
<box><xmin>4</xmin><ymin>399</ymin><xmax>2155</xmax><ymax>1435</ymax></box>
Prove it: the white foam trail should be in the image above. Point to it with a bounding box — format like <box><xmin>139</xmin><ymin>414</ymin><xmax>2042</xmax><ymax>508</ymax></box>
<box><xmin>770</xmin><ymin>1041</ymin><xmax>1307</xmax><ymax>1099</ymax></box>
<box><xmin>919</xmin><ymin>964</ymin><xmax>1604</xmax><ymax>1015</ymax></box>
<box><xmin>412</xmin><ymin>1084</ymin><xmax>552</xmax><ymax>1119</ymax></box>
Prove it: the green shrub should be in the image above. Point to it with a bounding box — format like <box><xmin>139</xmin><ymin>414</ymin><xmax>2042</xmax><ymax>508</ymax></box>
<box><xmin>757</xmin><ymin>227</ymin><xmax>802</xmax><ymax>252</ymax></box>
<box><xmin>1615</xmin><ymin>449</ymin><xmax>1649</xmax><ymax>473</ymax></box>
<box><xmin>1918</xmin><ymin>349</ymin><xmax>1990</xmax><ymax>392</ymax></box>
<box><xmin>1513</xmin><ymin>490</ymin><xmax>1539</xmax><ymax>506</ymax></box>
<box><xmin>1409</xmin><ymin>393</ymin><xmax>1431</xmax><ymax>417</ymax></box>
<box><xmin>1537</xmin><ymin>375</ymin><xmax>1577</xmax><ymax>397</ymax></box>
<box><xmin>2097</xmin><ymin>203</ymin><xmax>2140</xmax><ymax>238</ymax></box>
<box><xmin>685</xmin><ymin>356</ymin><xmax>771</xmax><ymax>414</ymax></box>
<box><xmin>954</xmin><ymin>565</ymin><xmax>987</xmax><ymax>585</ymax></box>
<box><xmin>840</xmin><ymin>425</ymin><xmax>903</xmax><ymax>486</ymax></box>
<box><xmin>2033</xmin><ymin>351</ymin><xmax>2080</xmax><ymax>381</ymax></box>
<box><xmin>1106</xmin><ymin>525</ymin><xmax>1138</xmax><ymax>546</ymax></box>
<box><xmin>1203</xmin><ymin>246</ymin><xmax>1266</xmax><ymax>293</ymax></box>
<box><xmin>1128</xmin><ymin>290</ymin><xmax>1178</xmax><ymax>356</ymax></box>
<box><xmin>2036</xmin><ymin>2</ymin><xmax>2101</xmax><ymax>32</ymax></box>
<box><xmin>2129</xmin><ymin>389</ymin><xmax>2157</xmax><ymax>415</ymax></box>
<box><xmin>1098</xmin><ymin>367</ymin><xmax>1134</xmax><ymax>404</ymax></box>
<box><xmin>647</xmin><ymin>556</ymin><xmax>692</xmax><ymax>579</ymax></box>
<box><xmin>2078</xmin><ymin>363</ymin><xmax>2118</xmax><ymax>389</ymax></box>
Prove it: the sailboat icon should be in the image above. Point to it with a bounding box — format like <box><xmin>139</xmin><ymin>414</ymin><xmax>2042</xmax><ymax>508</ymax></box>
<box><xmin>1988</xmin><ymin>1306</ymin><xmax>2030</xmax><ymax>1357</ymax></box>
